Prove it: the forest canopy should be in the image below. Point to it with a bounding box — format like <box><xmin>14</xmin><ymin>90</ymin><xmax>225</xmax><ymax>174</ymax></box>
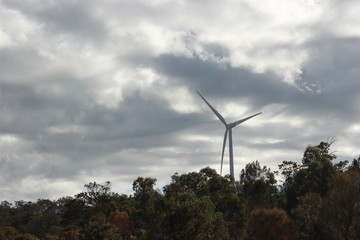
<box><xmin>1</xmin><ymin>141</ymin><xmax>360</xmax><ymax>240</ymax></box>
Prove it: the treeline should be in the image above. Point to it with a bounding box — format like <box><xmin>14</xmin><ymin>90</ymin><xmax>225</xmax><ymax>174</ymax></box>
<box><xmin>1</xmin><ymin>141</ymin><xmax>360</xmax><ymax>240</ymax></box>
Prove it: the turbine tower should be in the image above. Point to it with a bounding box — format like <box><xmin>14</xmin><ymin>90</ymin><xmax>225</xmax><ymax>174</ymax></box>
<box><xmin>197</xmin><ymin>91</ymin><xmax>261</xmax><ymax>177</ymax></box>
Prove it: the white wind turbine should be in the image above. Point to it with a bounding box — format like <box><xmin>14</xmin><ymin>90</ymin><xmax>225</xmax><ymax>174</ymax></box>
<box><xmin>197</xmin><ymin>91</ymin><xmax>261</xmax><ymax>177</ymax></box>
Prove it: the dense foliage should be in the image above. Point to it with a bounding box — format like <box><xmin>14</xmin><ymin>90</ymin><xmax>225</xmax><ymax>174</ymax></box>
<box><xmin>1</xmin><ymin>141</ymin><xmax>360</xmax><ymax>240</ymax></box>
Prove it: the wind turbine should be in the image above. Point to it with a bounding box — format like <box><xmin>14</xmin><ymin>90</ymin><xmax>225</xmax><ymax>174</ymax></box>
<box><xmin>197</xmin><ymin>91</ymin><xmax>261</xmax><ymax>177</ymax></box>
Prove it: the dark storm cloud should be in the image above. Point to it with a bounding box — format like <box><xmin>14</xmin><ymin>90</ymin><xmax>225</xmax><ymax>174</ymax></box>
<box><xmin>0</xmin><ymin>77</ymin><xmax>205</xmax><ymax>195</ymax></box>
<box><xmin>298</xmin><ymin>36</ymin><xmax>360</xmax><ymax>115</ymax></box>
<box><xmin>35</xmin><ymin>92</ymin><xmax>200</xmax><ymax>157</ymax></box>
<box><xmin>143</xmin><ymin>38</ymin><xmax>360</xmax><ymax>126</ymax></box>
<box><xmin>282</xmin><ymin>34</ymin><xmax>360</xmax><ymax>152</ymax></box>
<box><xmin>202</xmin><ymin>42</ymin><xmax>230</xmax><ymax>60</ymax></box>
<box><xmin>143</xmin><ymin>54</ymin><xmax>309</xmax><ymax>155</ymax></box>
<box><xmin>0</xmin><ymin>71</ymin><xmax>201</xmax><ymax>160</ymax></box>
<box><xmin>136</xmin><ymin>44</ymin><xmax>360</xmax><ymax>161</ymax></box>
<box><xmin>149</xmin><ymin>54</ymin><xmax>300</xmax><ymax>106</ymax></box>
<box><xmin>0</xmin><ymin>73</ymin><xmax>94</xmax><ymax>135</ymax></box>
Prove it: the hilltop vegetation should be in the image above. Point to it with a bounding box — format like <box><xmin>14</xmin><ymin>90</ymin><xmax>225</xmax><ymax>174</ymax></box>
<box><xmin>1</xmin><ymin>141</ymin><xmax>360</xmax><ymax>240</ymax></box>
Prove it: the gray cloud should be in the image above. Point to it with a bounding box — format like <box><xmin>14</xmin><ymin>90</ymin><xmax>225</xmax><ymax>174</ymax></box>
<box><xmin>2</xmin><ymin>0</ymin><xmax>107</xmax><ymax>43</ymax></box>
<box><xmin>149</xmin><ymin>54</ymin><xmax>299</xmax><ymax>105</ymax></box>
<box><xmin>0</xmin><ymin>0</ymin><xmax>359</xmax><ymax>201</ymax></box>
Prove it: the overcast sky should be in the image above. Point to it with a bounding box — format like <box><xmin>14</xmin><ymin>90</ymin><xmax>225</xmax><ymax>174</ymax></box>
<box><xmin>1</xmin><ymin>0</ymin><xmax>359</xmax><ymax>201</ymax></box>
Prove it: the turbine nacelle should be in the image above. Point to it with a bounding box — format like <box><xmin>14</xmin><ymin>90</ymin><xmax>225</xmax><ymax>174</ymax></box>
<box><xmin>197</xmin><ymin>90</ymin><xmax>261</xmax><ymax>177</ymax></box>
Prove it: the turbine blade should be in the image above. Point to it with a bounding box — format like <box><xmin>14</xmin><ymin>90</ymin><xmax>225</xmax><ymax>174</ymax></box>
<box><xmin>197</xmin><ymin>91</ymin><xmax>226</xmax><ymax>125</ymax></box>
<box><xmin>230</xmin><ymin>112</ymin><xmax>261</xmax><ymax>127</ymax></box>
<box><xmin>220</xmin><ymin>128</ymin><xmax>228</xmax><ymax>175</ymax></box>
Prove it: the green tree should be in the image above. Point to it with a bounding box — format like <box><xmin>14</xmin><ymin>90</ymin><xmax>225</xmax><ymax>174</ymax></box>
<box><xmin>240</xmin><ymin>161</ymin><xmax>277</xmax><ymax>210</ymax></box>
<box><xmin>349</xmin><ymin>156</ymin><xmax>360</xmax><ymax>171</ymax></box>
<box><xmin>27</xmin><ymin>199</ymin><xmax>61</xmax><ymax>238</ymax></box>
<box><xmin>28</xmin><ymin>213</ymin><xmax>60</xmax><ymax>239</ymax></box>
<box><xmin>61</xmin><ymin>181</ymin><xmax>116</xmax><ymax>230</ymax></box>
<box><xmin>163</xmin><ymin>191</ymin><xmax>228</xmax><ymax>240</ymax></box>
<box><xmin>164</xmin><ymin>167</ymin><xmax>245</xmax><ymax>239</ymax></box>
<box><xmin>132</xmin><ymin>177</ymin><xmax>163</xmax><ymax>239</ymax></box>
<box><xmin>58</xmin><ymin>196</ymin><xmax>89</xmax><ymax>229</ymax></box>
<box><xmin>76</xmin><ymin>181</ymin><xmax>113</xmax><ymax>211</ymax></box>
<box><xmin>279</xmin><ymin>141</ymin><xmax>339</xmax><ymax>209</ymax></box>
<box><xmin>0</xmin><ymin>226</ymin><xmax>18</xmax><ymax>240</ymax></box>
<box><xmin>0</xmin><ymin>201</ymin><xmax>13</xmax><ymax>228</ymax></box>
<box><xmin>163</xmin><ymin>170</ymin><xmax>208</xmax><ymax>198</ymax></box>
<box><xmin>80</xmin><ymin>213</ymin><xmax>111</xmax><ymax>240</ymax></box>
<box><xmin>11</xmin><ymin>201</ymin><xmax>33</xmax><ymax>234</ymax></box>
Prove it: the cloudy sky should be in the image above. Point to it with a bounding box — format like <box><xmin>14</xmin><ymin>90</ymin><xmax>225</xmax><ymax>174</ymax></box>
<box><xmin>1</xmin><ymin>0</ymin><xmax>359</xmax><ymax>201</ymax></box>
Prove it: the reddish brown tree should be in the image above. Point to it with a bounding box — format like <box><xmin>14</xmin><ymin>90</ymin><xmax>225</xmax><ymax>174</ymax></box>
<box><xmin>246</xmin><ymin>208</ymin><xmax>299</xmax><ymax>240</ymax></box>
<box><xmin>322</xmin><ymin>171</ymin><xmax>360</xmax><ymax>240</ymax></box>
<box><xmin>292</xmin><ymin>193</ymin><xmax>325</xmax><ymax>240</ymax></box>
<box><xmin>110</xmin><ymin>210</ymin><xmax>132</xmax><ymax>240</ymax></box>
<box><xmin>61</xmin><ymin>230</ymin><xmax>80</xmax><ymax>240</ymax></box>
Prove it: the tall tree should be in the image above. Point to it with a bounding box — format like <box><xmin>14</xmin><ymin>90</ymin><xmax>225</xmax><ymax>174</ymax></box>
<box><xmin>0</xmin><ymin>201</ymin><xmax>13</xmax><ymax>228</ymax></box>
<box><xmin>164</xmin><ymin>167</ymin><xmax>245</xmax><ymax>239</ymax></box>
<box><xmin>163</xmin><ymin>191</ymin><xmax>228</xmax><ymax>240</ymax></box>
<box><xmin>58</xmin><ymin>196</ymin><xmax>90</xmax><ymax>229</ymax></box>
<box><xmin>292</xmin><ymin>193</ymin><xmax>325</xmax><ymax>240</ymax></box>
<box><xmin>76</xmin><ymin>181</ymin><xmax>112</xmax><ymax>210</ymax></box>
<box><xmin>349</xmin><ymin>156</ymin><xmax>360</xmax><ymax>171</ymax></box>
<box><xmin>28</xmin><ymin>211</ymin><xmax>60</xmax><ymax>239</ymax></box>
<box><xmin>240</xmin><ymin>160</ymin><xmax>277</xmax><ymax>210</ymax></box>
<box><xmin>279</xmin><ymin>141</ymin><xmax>339</xmax><ymax>209</ymax></box>
<box><xmin>322</xmin><ymin>171</ymin><xmax>360</xmax><ymax>240</ymax></box>
<box><xmin>132</xmin><ymin>177</ymin><xmax>163</xmax><ymax>239</ymax></box>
